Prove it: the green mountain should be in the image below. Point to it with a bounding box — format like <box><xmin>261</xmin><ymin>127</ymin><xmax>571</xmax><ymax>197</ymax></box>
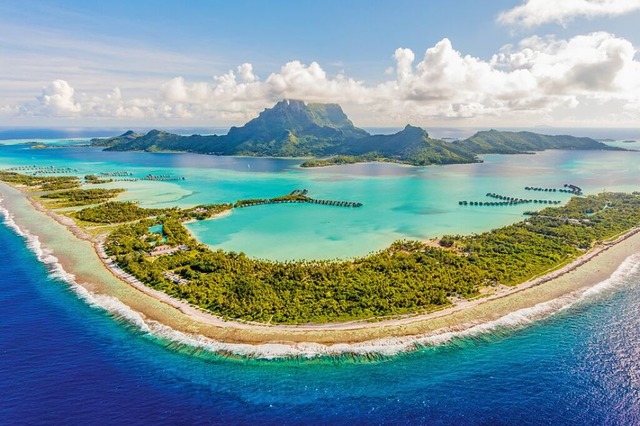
<box><xmin>455</xmin><ymin>129</ymin><xmax>614</xmax><ymax>154</ymax></box>
<box><xmin>94</xmin><ymin>100</ymin><xmax>370</xmax><ymax>156</ymax></box>
<box><xmin>342</xmin><ymin>125</ymin><xmax>478</xmax><ymax>165</ymax></box>
<box><xmin>91</xmin><ymin>100</ymin><xmax>622</xmax><ymax>165</ymax></box>
<box><xmin>91</xmin><ymin>130</ymin><xmax>144</xmax><ymax>148</ymax></box>
<box><xmin>95</xmin><ymin>129</ymin><xmax>224</xmax><ymax>153</ymax></box>
<box><xmin>221</xmin><ymin>99</ymin><xmax>370</xmax><ymax>156</ymax></box>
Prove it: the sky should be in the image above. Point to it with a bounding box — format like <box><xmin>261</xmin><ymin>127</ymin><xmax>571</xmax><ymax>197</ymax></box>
<box><xmin>1</xmin><ymin>0</ymin><xmax>639</xmax><ymax>129</ymax></box>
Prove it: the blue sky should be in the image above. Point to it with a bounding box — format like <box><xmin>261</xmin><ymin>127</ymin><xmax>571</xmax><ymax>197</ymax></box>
<box><xmin>1</xmin><ymin>0</ymin><xmax>639</xmax><ymax>128</ymax></box>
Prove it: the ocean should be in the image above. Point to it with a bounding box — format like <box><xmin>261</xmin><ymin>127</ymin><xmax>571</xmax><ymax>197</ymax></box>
<box><xmin>1</xmin><ymin>218</ymin><xmax>639</xmax><ymax>424</ymax></box>
<box><xmin>1</xmin><ymin>135</ymin><xmax>639</xmax><ymax>424</ymax></box>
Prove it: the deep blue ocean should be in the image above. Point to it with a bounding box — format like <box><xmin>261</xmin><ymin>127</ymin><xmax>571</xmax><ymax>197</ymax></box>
<box><xmin>1</xmin><ymin>219</ymin><xmax>639</xmax><ymax>425</ymax></box>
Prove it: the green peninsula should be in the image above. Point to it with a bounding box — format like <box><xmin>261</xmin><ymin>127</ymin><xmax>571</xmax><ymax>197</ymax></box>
<box><xmin>4</xmin><ymin>171</ymin><xmax>639</xmax><ymax>325</ymax></box>
<box><xmin>91</xmin><ymin>100</ymin><xmax>621</xmax><ymax>166</ymax></box>
<box><xmin>95</xmin><ymin>192</ymin><xmax>640</xmax><ymax>323</ymax></box>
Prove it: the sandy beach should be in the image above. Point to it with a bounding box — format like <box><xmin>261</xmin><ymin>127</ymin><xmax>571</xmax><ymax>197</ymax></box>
<box><xmin>1</xmin><ymin>181</ymin><xmax>639</xmax><ymax>356</ymax></box>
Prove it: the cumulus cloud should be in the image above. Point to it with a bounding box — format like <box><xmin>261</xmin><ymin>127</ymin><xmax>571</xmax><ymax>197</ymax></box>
<box><xmin>495</xmin><ymin>32</ymin><xmax>640</xmax><ymax>105</ymax></box>
<box><xmin>10</xmin><ymin>32</ymin><xmax>640</xmax><ymax>125</ymax></box>
<box><xmin>162</xmin><ymin>77</ymin><xmax>211</xmax><ymax>103</ymax></box>
<box><xmin>367</xmin><ymin>32</ymin><xmax>639</xmax><ymax>120</ymax></box>
<box><xmin>22</xmin><ymin>79</ymin><xmax>82</xmax><ymax>116</ymax></box>
<box><xmin>237</xmin><ymin>63</ymin><xmax>257</xmax><ymax>83</ymax></box>
<box><xmin>498</xmin><ymin>0</ymin><xmax>640</xmax><ymax>27</ymax></box>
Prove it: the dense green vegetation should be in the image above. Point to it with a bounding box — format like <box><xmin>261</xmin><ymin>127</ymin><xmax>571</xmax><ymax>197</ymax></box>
<box><xmin>225</xmin><ymin>99</ymin><xmax>370</xmax><ymax>157</ymax></box>
<box><xmin>99</xmin><ymin>192</ymin><xmax>640</xmax><ymax>324</ymax></box>
<box><xmin>41</xmin><ymin>188</ymin><xmax>125</xmax><ymax>207</ymax></box>
<box><xmin>75</xmin><ymin>201</ymin><xmax>166</xmax><ymax>223</ymax></box>
<box><xmin>344</xmin><ymin>125</ymin><xmax>479</xmax><ymax>166</ymax></box>
<box><xmin>93</xmin><ymin>100</ymin><xmax>370</xmax><ymax>156</ymax></box>
<box><xmin>90</xmin><ymin>130</ymin><xmax>142</xmax><ymax>148</ymax></box>
<box><xmin>300</xmin><ymin>126</ymin><xmax>480</xmax><ymax>167</ymax></box>
<box><xmin>84</xmin><ymin>174</ymin><xmax>113</xmax><ymax>184</ymax></box>
<box><xmin>91</xmin><ymin>100</ymin><xmax>618</xmax><ymax>166</ymax></box>
<box><xmin>300</xmin><ymin>154</ymin><xmax>382</xmax><ymax>168</ymax></box>
<box><xmin>72</xmin><ymin>198</ymin><xmax>231</xmax><ymax>224</ymax></box>
<box><xmin>183</xmin><ymin>204</ymin><xmax>233</xmax><ymax>220</ymax></box>
<box><xmin>233</xmin><ymin>198</ymin><xmax>270</xmax><ymax>208</ymax></box>
<box><xmin>455</xmin><ymin>129</ymin><xmax>618</xmax><ymax>154</ymax></box>
<box><xmin>0</xmin><ymin>171</ymin><xmax>81</xmax><ymax>191</ymax></box>
<box><xmin>5</xmin><ymin>169</ymin><xmax>637</xmax><ymax>324</ymax></box>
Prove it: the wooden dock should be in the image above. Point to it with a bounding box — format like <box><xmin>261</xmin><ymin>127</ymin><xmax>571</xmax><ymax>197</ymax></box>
<box><xmin>235</xmin><ymin>189</ymin><xmax>362</xmax><ymax>209</ymax></box>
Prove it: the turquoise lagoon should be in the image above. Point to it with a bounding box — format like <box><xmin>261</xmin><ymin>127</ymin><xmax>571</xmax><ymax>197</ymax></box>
<box><xmin>1</xmin><ymin>142</ymin><xmax>639</xmax><ymax>260</ymax></box>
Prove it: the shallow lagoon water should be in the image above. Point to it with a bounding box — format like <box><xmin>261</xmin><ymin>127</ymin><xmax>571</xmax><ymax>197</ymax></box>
<box><xmin>1</xmin><ymin>142</ymin><xmax>639</xmax><ymax>260</ymax></box>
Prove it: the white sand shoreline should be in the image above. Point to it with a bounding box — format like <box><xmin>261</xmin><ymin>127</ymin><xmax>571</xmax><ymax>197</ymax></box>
<box><xmin>94</xmin><ymin>227</ymin><xmax>640</xmax><ymax>332</ymax></box>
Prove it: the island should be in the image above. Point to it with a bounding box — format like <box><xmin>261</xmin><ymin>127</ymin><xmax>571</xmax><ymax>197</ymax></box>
<box><xmin>1</xmin><ymin>111</ymin><xmax>639</xmax><ymax>357</ymax></box>
<box><xmin>91</xmin><ymin>100</ymin><xmax>622</xmax><ymax>167</ymax></box>
<box><xmin>2</xmin><ymin>170</ymin><xmax>640</xmax><ymax>332</ymax></box>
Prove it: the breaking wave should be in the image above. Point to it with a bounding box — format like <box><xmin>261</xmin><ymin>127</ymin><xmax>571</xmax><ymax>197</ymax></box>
<box><xmin>0</xmin><ymin>198</ymin><xmax>151</xmax><ymax>333</ymax></box>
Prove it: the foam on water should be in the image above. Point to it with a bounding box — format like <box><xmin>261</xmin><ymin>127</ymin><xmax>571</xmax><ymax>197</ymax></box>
<box><xmin>0</xmin><ymin>197</ymin><xmax>151</xmax><ymax>333</ymax></box>
<box><xmin>122</xmin><ymin>251</ymin><xmax>640</xmax><ymax>360</ymax></box>
<box><xmin>1</xmin><ymin>194</ymin><xmax>639</xmax><ymax>360</ymax></box>
<box><xmin>117</xmin><ymin>251</ymin><xmax>640</xmax><ymax>359</ymax></box>
<box><xmin>113</xmin><ymin>251</ymin><xmax>640</xmax><ymax>359</ymax></box>
<box><xmin>579</xmin><ymin>253</ymin><xmax>640</xmax><ymax>299</ymax></box>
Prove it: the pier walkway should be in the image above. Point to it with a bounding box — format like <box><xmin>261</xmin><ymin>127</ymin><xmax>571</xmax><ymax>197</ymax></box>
<box><xmin>235</xmin><ymin>189</ymin><xmax>362</xmax><ymax>209</ymax></box>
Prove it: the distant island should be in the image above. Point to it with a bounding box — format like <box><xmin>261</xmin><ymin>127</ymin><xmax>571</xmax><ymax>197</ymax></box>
<box><xmin>91</xmin><ymin>99</ymin><xmax>621</xmax><ymax>167</ymax></box>
<box><xmin>599</xmin><ymin>139</ymin><xmax>637</xmax><ymax>143</ymax></box>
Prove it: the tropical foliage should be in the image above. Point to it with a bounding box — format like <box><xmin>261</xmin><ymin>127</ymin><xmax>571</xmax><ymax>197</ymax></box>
<box><xmin>41</xmin><ymin>188</ymin><xmax>124</xmax><ymax>206</ymax></box>
<box><xmin>4</xmin><ymin>170</ymin><xmax>637</xmax><ymax>325</ymax></box>
<box><xmin>75</xmin><ymin>201</ymin><xmax>165</xmax><ymax>223</ymax></box>
<box><xmin>0</xmin><ymin>171</ymin><xmax>81</xmax><ymax>191</ymax></box>
<box><xmin>100</xmin><ymin>192</ymin><xmax>640</xmax><ymax>324</ymax></box>
<box><xmin>456</xmin><ymin>129</ymin><xmax>619</xmax><ymax>154</ymax></box>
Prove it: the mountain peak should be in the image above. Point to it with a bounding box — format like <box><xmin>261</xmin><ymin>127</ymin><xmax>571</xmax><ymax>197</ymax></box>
<box><xmin>275</xmin><ymin>99</ymin><xmax>306</xmax><ymax>109</ymax></box>
<box><xmin>116</xmin><ymin>130</ymin><xmax>143</xmax><ymax>139</ymax></box>
<box><xmin>225</xmin><ymin>100</ymin><xmax>370</xmax><ymax>150</ymax></box>
<box><xmin>147</xmin><ymin>129</ymin><xmax>169</xmax><ymax>137</ymax></box>
<box><xmin>402</xmin><ymin>124</ymin><xmax>429</xmax><ymax>138</ymax></box>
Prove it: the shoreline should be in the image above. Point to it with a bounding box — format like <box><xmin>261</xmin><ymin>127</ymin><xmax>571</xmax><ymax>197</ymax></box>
<box><xmin>182</xmin><ymin>208</ymin><xmax>233</xmax><ymax>226</ymax></box>
<box><xmin>99</xmin><ymin>226</ymin><xmax>640</xmax><ymax>332</ymax></box>
<box><xmin>1</xmin><ymin>181</ymin><xmax>640</xmax><ymax>357</ymax></box>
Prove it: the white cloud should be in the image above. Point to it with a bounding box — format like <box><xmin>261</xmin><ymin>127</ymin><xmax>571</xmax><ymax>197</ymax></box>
<box><xmin>161</xmin><ymin>77</ymin><xmax>211</xmax><ymax>103</ymax></box>
<box><xmin>237</xmin><ymin>63</ymin><xmax>257</xmax><ymax>83</ymax></box>
<box><xmin>494</xmin><ymin>32</ymin><xmax>640</xmax><ymax>96</ymax></box>
<box><xmin>498</xmin><ymin>0</ymin><xmax>640</xmax><ymax>27</ymax></box>
<box><xmin>394</xmin><ymin>48</ymin><xmax>415</xmax><ymax>83</ymax></box>
<box><xmin>6</xmin><ymin>32</ymin><xmax>640</xmax><ymax>127</ymax></box>
<box><xmin>20</xmin><ymin>80</ymin><xmax>82</xmax><ymax>116</ymax></box>
<box><xmin>366</xmin><ymin>32</ymin><xmax>639</xmax><ymax>121</ymax></box>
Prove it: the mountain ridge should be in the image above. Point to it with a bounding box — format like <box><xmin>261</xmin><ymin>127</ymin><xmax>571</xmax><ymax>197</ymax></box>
<box><xmin>454</xmin><ymin>129</ymin><xmax>610</xmax><ymax>154</ymax></box>
<box><xmin>91</xmin><ymin>100</ymin><xmax>623</xmax><ymax>165</ymax></box>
